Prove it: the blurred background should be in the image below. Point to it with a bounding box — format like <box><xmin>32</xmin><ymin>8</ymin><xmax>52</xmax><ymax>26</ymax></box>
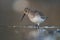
<box><xmin>0</xmin><ymin>0</ymin><xmax>60</xmax><ymax>40</ymax></box>
<box><xmin>0</xmin><ymin>0</ymin><xmax>60</xmax><ymax>26</ymax></box>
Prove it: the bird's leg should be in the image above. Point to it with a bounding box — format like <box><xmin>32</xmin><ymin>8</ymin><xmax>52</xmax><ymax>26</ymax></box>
<box><xmin>35</xmin><ymin>24</ymin><xmax>37</xmax><ymax>29</ymax></box>
<box><xmin>35</xmin><ymin>24</ymin><xmax>40</xmax><ymax>29</ymax></box>
<box><xmin>37</xmin><ymin>24</ymin><xmax>40</xmax><ymax>29</ymax></box>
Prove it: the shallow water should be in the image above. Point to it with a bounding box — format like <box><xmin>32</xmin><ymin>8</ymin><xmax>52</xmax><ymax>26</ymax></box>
<box><xmin>0</xmin><ymin>25</ymin><xmax>60</xmax><ymax>40</ymax></box>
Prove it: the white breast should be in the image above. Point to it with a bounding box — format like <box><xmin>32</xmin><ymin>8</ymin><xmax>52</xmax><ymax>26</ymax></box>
<box><xmin>28</xmin><ymin>16</ymin><xmax>45</xmax><ymax>24</ymax></box>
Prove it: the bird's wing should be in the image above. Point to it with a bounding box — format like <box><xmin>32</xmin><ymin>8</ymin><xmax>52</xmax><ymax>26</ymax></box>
<box><xmin>33</xmin><ymin>9</ymin><xmax>44</xmax><ymax>16</ymax></box>
<box><xmin>38</xmin><ymin>11</ymin><xmax>44</xmax><ymax>16</ymax></box>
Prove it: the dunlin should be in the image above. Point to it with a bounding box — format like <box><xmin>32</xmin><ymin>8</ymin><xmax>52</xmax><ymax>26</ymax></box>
<box><xmin>21</xmin><ymin>8</ymin><xmax>48</xmax><ymax>29</ymax></box>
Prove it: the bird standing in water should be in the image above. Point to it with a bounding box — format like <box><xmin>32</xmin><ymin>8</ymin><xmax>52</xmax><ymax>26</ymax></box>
<box><xmin>21</xmin><ymin>8</ymin><xmax>48</xmax><ymax>29</ymax></box>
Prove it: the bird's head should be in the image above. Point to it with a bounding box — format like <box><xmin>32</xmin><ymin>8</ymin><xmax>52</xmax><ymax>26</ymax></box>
<box><xmin>24</xmin><ymin>8</ymin><xmax>30</xmax><ymax>15</ymax></box>
<box><xmin>20</xmin><ymin>8</ymin><xmax>30</xmax><ymax>22</ymax></box>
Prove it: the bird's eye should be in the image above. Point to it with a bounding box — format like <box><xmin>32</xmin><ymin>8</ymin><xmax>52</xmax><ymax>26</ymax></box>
<box><xmin>24</xmin><ymin>8</ymin><xmax>30</xmax><ymax>13</ymax></box>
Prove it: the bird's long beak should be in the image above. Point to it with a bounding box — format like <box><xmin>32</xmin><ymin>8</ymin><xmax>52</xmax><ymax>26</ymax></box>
<box><xmin>20</xmin><ymin>13</ymin><xmax>26</xmax><ymax>22</ymax></box>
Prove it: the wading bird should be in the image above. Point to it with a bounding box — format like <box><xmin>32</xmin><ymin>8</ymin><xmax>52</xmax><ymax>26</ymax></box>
<box><xmin>21</xmin><ymin>8</ymin><xmax>48</xmax><ymax>29</ymax></box>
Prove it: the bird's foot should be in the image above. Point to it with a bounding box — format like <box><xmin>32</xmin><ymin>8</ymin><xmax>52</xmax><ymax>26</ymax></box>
<box><xmin>35</xmin><ymin>24</ymin><xmax>39</xmax><ymax>29</ymax></box>
<box><xmin>37</xmin><ymin>26</ymin><xmax>39</xmax><ymax>29</ymax></box>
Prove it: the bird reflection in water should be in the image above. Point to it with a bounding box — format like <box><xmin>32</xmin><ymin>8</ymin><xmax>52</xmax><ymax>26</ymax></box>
<box><xmin>26</xmin><ymin>28</ymin><xmax>60</xmax><ymax>40</ymax></box>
